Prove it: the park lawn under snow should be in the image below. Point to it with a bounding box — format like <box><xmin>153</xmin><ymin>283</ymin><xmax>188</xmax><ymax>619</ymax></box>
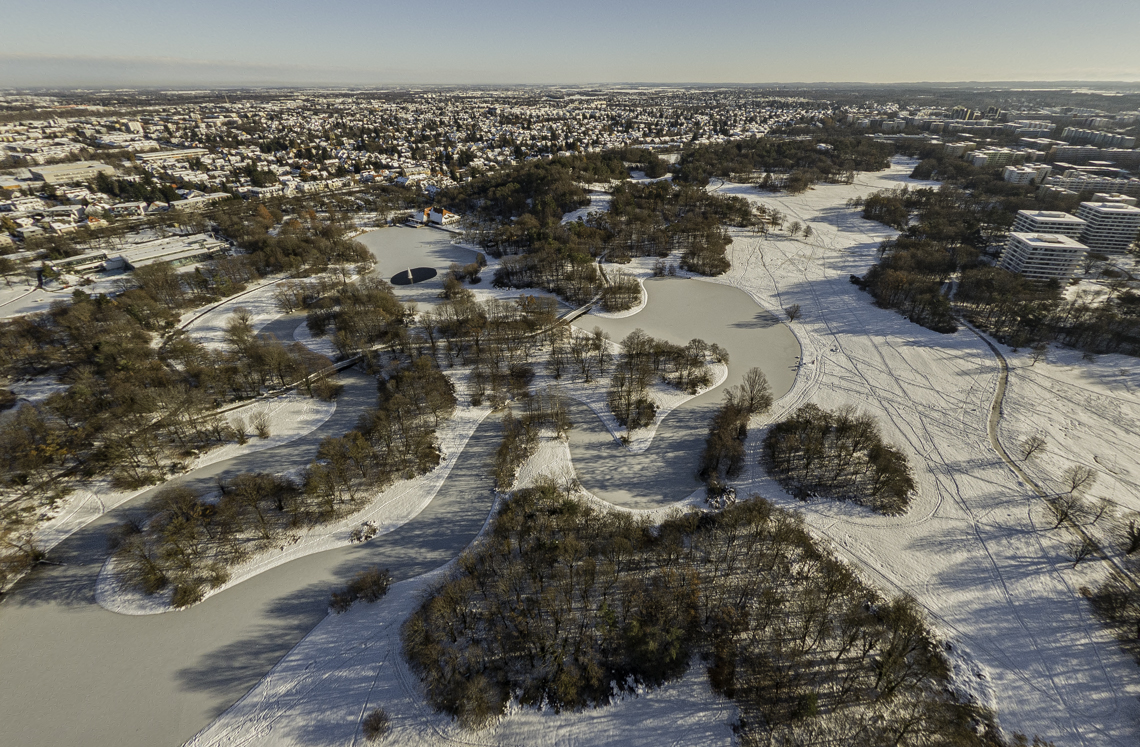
<box><xmin>706</xmin><ymin>161</ymin><xmax>1140</xmax><ymax>746</ymax></box>
<box><xmin>188</xmin><ymin>159</ymin><xmax>1140</xmax><ymax>747</ymax></box>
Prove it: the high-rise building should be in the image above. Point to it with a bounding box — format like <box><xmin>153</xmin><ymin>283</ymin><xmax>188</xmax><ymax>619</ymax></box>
<box><xmin>1076</xmin><ymin>201</ymin><xmax>1140</xmax><ymax>254</ymax></box>
<box><xmin>1010</xmin><ymin>210</ymin><xmax>1087</xmax><ymax>239</ymax></box>
<box><xmin>999</xmin><ymin>233</ymin><xmax>1088</xmax><ymax>281</ymax></box>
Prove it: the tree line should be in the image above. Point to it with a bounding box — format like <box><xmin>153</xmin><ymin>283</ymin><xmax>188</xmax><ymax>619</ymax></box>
<box><xmin>676</xmin><ymin>135</ymin><xmax>893</xmax><ymax>191</ymax></box>
<box><xmin>402</xmin><ymin>484</ymin><xmax>1002</xmax><ymax>746</ymax></box>
<box><xmin>698</xmin><ymin>367</ymin><xmax>773</xmax><ymax>495</ymax></box>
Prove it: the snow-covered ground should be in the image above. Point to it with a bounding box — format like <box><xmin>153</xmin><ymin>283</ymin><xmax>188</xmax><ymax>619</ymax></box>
<box><xmin>706</xmin><ymin>161</ymin><xmax>1140</xmax><ymax>745</ymax></box>
<box><xmin>31</xmin><ymin>392</ymin><xmax>337</xmax><ymax>557</ymax></box>
<box><xmin>1000</xmin><ymin>345</ymin><xmax>1140</xmax><ymax>515</ymax></box>
<box><xmin>181</xmin><ymin>277</ymin><xmax>294</xmax><ymax>348</ymax></box>
<box><xmin>560</xmin><ymin>191</ymin><xmax>613</xmax><ymax>224</ymax></box>
<box><xmin>170</xmin><ymin>159</ymin><xmax>1140</xmax><ymax>745</ymax></box>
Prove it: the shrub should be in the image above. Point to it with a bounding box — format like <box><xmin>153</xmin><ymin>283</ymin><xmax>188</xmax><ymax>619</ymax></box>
<box><xmin>362</xmin><ymin>707</ymin><xmax>391</xmax><ymax>741</ymax></box>
<box><xmin>251</xmin><ymin>411</ymin><xmax>271</xmax><ymax>439</ymax></box>
<box><xmin>330</xmin><ymin>566</ymin><xmax>392</xmax><ymax>613</ymax></box>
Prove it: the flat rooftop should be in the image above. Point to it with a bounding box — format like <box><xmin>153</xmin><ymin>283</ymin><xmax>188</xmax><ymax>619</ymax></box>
<box><xmin>1010</xmin><ymin>232</ymin><xmax>1088</xmax><ymax>248</ymax></box>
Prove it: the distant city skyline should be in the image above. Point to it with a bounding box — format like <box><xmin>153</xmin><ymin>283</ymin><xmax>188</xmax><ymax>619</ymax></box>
<box><xmin>4</xmin><ymin>0</ymin><xmax>1140</xmax><ymax>87</ymax></box>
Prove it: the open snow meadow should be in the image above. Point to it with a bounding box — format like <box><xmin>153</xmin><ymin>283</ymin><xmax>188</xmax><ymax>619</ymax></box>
<box><xmin>3</xmin><ymin>160</ymin><xmax>1139</xmax><ymax>747</ymax></box>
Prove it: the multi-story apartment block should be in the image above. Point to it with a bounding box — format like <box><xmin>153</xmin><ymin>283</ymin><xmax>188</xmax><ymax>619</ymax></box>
<box><xmin>1010</xmin><ymin>210</ymin><xmax>1087</xmax><ymax>239</ymax></box>
<box><xmin>1076</xmin><ymin>201</ymin><xmax>1140</xmax><ymax>254</ymax></box>
<box><xmin>999</xmin><ymin>233</ymin><xmax>1088</xmax><ymax>281</ymax></box>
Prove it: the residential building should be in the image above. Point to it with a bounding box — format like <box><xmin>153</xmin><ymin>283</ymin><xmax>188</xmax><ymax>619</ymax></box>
<box><xmin>969</xmin><ymin>149</ymin><xmax>1025</xmax><ymax>168</ymax></box>
<box><xmin>429</xmin><ymin>207</ymin><xmax>460</xmax><ymax>225</ymax></box>
<box><xmin>1010</xmin><ymin>210</ymin><xmax>1086</xmax><ymax>239</ymax></box>
<box><xmin>1091</xmin><ymin>193</ymin><xmax>1138</xmax><ymax>207</ymax></box>
<box><xmin>1076</xmin><ymin>201</ymin><xmax>1140</xmax><ymax>254</ymax></box>
<box><xmin>1002</xmin><ymin>165</ymin><xmax>1051</xmax><ymax>185</ymax></box>
<box><xmin>1061</xmin><ymin>127</ymin><xmax>1136</xmax><ymax>149</ymax></box>
<box><xmin>999</xmin><ymin>233</ymin><xmax>1088</xmax><ymax>281</ymax></box>
<box><xmin>1042</xmin><ymin>174</ymin><xmax>1140</xmax><ymax>197</ymax></box>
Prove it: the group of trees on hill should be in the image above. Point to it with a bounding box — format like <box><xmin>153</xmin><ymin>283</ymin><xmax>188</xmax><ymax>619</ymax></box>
<box><xmin>0</xmin><ymin>223</ymin><xmax>362</xmax><ymax>591</ymax></box>
<box><xmin>111</xmin><ymin>353</ymin><xmax>454</xmax><ymax>606</ymax></box>
<box><xmin>419</xmin><ymin>294</ymin><xmax>559</xmax><ymax>407</ymax></box>
<box><xmin>0</xmin><ymin>293</ymin><xmax>339</xmax><ymax>498</ymax></box>
<box><xmin>442</xmin><ymin>148</ymin><xmax>766</xmax><ymax>308</ymax></box>
<box><xmin>305</xmin><ymin>276</ymin><xmax>415</xmax><ymax>358</ymax></box>
<box><xmin>676</xmin><ymin>136</ymin><xmax>893</xmax><ymax>191</ymax></box>
<box><xmin>403</xmin><ymin>485</ymin><xmax>1000</xmax><ymax>745</ymax></box>
<box><xmin>210</xmin><ymin>201</ymin><xmax>372</xmax><ymax>278</ymax></box>
<box><xmin>764</xmin><ymin>404</ymin><xmax>916</xmax><ymax>515</ymax></box>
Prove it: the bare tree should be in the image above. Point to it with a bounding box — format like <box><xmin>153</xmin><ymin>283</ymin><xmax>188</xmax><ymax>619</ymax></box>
<box><xmin>1029</xmin><ymin>342</ymin><xmax>1048</xmax><ymax>366</ymax></box>
<box><xmin>1050</xmin><ymin>491</ymin><xmax>1088</xmax><ymax>528</ymax></box>
<box><xmin>1062</xmin><ymin>465</ymin><xmax>1097</xmax><ymax>497</ymax></box>
<box><xmin>736</xmin><ymin>367</ymin><xmax>774</xmax><ymax>415</ymax></box>
<box><xmin>251</xmin><ymin>411</ymin><xmax>271</xmax><ymax>439</ymax></box>
<box><xmin>1070</xmin><ymin>537</ymin><xmax>1098</xmax><ymax>567</ymax></box>
<box><xmin>1020</xmin><ymin>434</ymin><xmax>1047</xmax><ymax>461</ymax></box>
<box><xmin>1088</xmin><ymin>497</ymin><xmax>1113</xmax><ymax>525</ymax></box>
<box><xmin>784</xmin><ymin>304</ymin><xmax>802</xmax><ymax>322</ymax></box>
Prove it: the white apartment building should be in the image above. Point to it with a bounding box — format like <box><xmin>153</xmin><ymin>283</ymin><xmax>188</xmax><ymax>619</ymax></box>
<box><xmin>999</xmin><ymin>233</ymin><xmax>1088</xmax><ymax>281</ymax></box>
<box><xmin>969</xmin><ymin>149</ymin><xmax>1025</xmax><ymax>168</ymax></box>
<box><xmin>1075</xmin><ymin>201</ymin><xmax>1140</xmax><ymax>254</ymax></box>
<box><xmin>1002</xmin><ymin>165</ymin><xmax>1051</xmax><ymax>185</ymax></box>
<box><xmin>1042</xmin><ymin>174</ymin><xmax>1140</xmax><ymax>197</ymax></box>
<box><xmin>1010</xmin><ymin>210</ymin><xmax>1086</xmax><ymax>239</ymax></box>
<box><xmin>1091</xmin><ymin>193</ymin><xmax>1138</xmax><ymax>207</ymax></box>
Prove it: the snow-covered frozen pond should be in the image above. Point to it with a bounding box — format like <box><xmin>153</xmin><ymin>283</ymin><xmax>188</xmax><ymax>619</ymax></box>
<box><xmin>569</xmin><ymin>276</ymin><xmax>800</xmax><ymax>508</ymax></box>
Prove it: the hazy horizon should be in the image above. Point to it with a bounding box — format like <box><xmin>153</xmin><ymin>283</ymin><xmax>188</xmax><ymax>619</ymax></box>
<box><xmin>4</xmin><ymin>0</ymin><xmax>1139</xmax><ymax>88</ymax></box>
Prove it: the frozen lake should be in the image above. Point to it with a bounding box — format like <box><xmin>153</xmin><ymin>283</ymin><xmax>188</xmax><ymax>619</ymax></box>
<box><xmin>569</xmin><ymin>277</ymin><xmax>800</xmax><ymax>508</ymax></box>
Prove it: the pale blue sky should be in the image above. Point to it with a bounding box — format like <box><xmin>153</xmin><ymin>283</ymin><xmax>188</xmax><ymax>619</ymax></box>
<box><xmin>3</xmin><ymin>0</ymin><xmax>1138</xmax><ymax>86</ymax></box>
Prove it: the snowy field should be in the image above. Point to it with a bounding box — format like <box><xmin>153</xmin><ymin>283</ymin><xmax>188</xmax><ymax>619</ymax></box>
<box><xmin>560</xmin><ymin>191</ymin><xmax>613</xmax><ymax>224</ymax></box>
<box><xmin>999</xmin><ymin>345</ymin><xmax>1140</xmax><ymax>516</ymax></box>
<box><xmin>706</xmin><ymin>162</ymin><xmax>1140</xmax><ymax>745</ymax></box>
<box><xmin>182</xmin><ymin>276</ymin><xmax>299</xmax><ymax>347</ymax></box>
